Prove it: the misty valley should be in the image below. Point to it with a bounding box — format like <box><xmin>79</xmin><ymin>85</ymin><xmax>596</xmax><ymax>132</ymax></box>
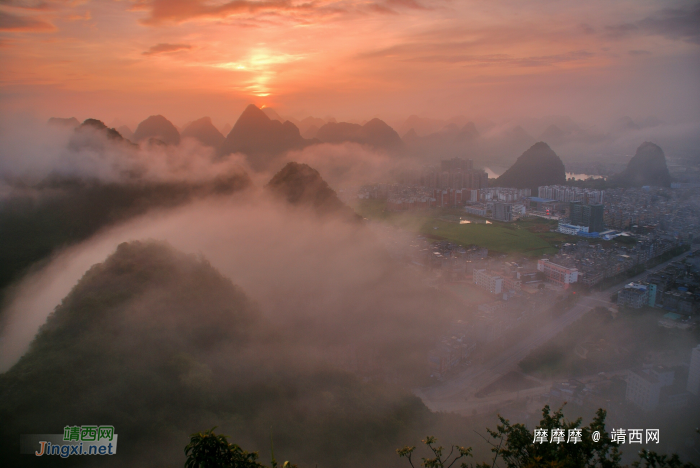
<box><xmin>1</xmin><ymin>2</ymin><xmax>700</xmax><ymax>463</ymax></box>
<box><xmin>0</xmin><ymin>105</ymin><xmax>698</xmax><ymax>468</ymax></box>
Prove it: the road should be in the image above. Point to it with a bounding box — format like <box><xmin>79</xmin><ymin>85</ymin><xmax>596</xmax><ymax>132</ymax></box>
<box><xmin>416</xmin><ymin>248</ymin><xmax>696</xmax><ymax>414</ymax></box>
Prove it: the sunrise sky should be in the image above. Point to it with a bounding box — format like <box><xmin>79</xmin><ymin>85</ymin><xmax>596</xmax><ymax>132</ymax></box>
<box><xmin>1</xmin><ymin>0</ymin><xmax>699</xmax><ymax>127</ymax></box>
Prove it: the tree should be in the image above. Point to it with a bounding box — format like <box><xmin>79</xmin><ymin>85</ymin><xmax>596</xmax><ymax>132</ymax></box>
<box><xmin>397</xmin><ymin>436</ymin><xmax>473</xmax><ymax>468</ymax></box>
<box><xmin>398</xmin><ymin>405</ymin><xmax>698</xmax><ymax>468</ymax></box>
<box><xmin>478</xmin><ymin>405</ymin><xmax>621</xmax><ymax>468</ymax></box>
<box><xmin>185</xmin><ymin>427</ymin><xmax>266</xmax><ymax>468</ymax></box>
<box><xmin>633</xmin><ymin>450</ymin><xmax>698</xmax><ymax>468</ymax></box>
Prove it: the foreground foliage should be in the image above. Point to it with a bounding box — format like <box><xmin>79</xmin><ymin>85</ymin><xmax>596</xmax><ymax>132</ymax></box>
<box><xmin>185</xmin><ymin>428</ymin><xmax>296</xmax><ymax>468</ymax></box>
<box><xmin>396</xmin><ymin>405</ymin><xmax>698</xmax><ymax>468</ymax></box>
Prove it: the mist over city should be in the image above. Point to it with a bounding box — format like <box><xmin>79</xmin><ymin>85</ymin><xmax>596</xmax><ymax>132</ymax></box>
<box><xmin>1</xmin><ymin>1</ymin><xmax>699</xmax><ymax>467</ymax></box>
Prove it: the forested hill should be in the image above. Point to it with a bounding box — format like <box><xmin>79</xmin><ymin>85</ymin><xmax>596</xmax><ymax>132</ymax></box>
<box><xmin>0</xmin><ymin>241</ymin><xmax>440</xmax><ymax>467</ymax></box>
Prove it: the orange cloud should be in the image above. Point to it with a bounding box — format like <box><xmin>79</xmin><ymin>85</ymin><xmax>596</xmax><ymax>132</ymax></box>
<box><xmin>143</xmin><ymin>43</ymin><xmax>193</xmax><ymax>55</ymax></box>
<box><xmin>0</xmin><ymin>11</ymin><xmax>54</xmax><ymax>31</ymax></box>
<box><xmin>0</xmin><ymin>0</ymin><xmax>698</xmax><ymax>127</ymax></box>
<box><xmin>131</xmin><ymin>0</ymin><xmax>438</xmax><ymax>25</ymax></box>
<box><xmin>0</xmin><ymin>0</ymin><xmax>53</xmax><ymax>11</ymax></box>
<box><xmin>132</xmin><ymin>0</ymin><xmax>309</xmax><ymax>25</ymax></box>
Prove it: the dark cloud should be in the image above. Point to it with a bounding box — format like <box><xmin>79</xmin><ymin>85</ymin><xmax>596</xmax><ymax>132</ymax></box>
<box><xmin>606</xmin><ymin>4</ymin><xmax>700</xmax><ymax>45</ymax></box>
<box><xmin>133</xmin><ymin>0</ymin><xmax>312</xmax><ymax>25</ymax></box>
<box><xmin>143</xmin><ymin>42</ymin><xmax>193</xmax><ymax>55</ymax></box>
<box><xmin>0</xmin><ymin>0</ymin><xmax>51</xmax><ymax>10</ymax></box>
<box><xmin>628</xmin><ymin>49</ymin><xmax>651</xmax><ymax>56</ymax></box>
<box><xmin>604</xmin><ymin>22</ymin><xmax>639</xmax><ymax>39</ymax></box>
<box><xmin>0</xmin><ymin>11</ymin><xmax>54</xmax><ymax>31</ymax></box>
<box><xmin>132</xmin><ymin>0</ymin><xmax>438</xmax><ymax>25</ymax></box>
<box><xmin>385</xmin><ymin>0</ymin><xmax>429</xmax><ymax>9</ymax></box>
<box><xmin>360</xmin><ymin>35</ymin><xmax>595</xmax><ymax>67</ymax></box>
<box><xmin>639</xmin><ymin>4</ymin><xmax>700</xmax><ymax>44</ymax></box>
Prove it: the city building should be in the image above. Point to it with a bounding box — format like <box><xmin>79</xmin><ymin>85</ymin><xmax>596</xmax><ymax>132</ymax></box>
<box><xmin>433</xmin><ymin>188</ymin><xmax>466</xmax><ymax>207</ymax></box>
<box><xmin>503</xmin><ymin>277</ymin><xmax>522</xmax><ymax>292</ymax></box>
<box><xmin>478</xmin><ymin>187</ymin><xmax>531</xmax><ymax>202</ymax></box>
<box><xmin>493</xmin><ymin>202</ymin><xmax>513</xmax><ymax>222</ymax></box>
<box><xmin>617</xmin><ymin>282</ymin><xmax>650</xmax><ymax>309</ymax></box>
<box><xmin>688</xmin><ymin>345</ymin><xmax>700</xmax><ymax>396</ymax></box>
<box><xmin>528</xmin><ymin>197</ymin><xmax>557</xmax><ymax>212</ymax></box>
<box><xmin>538</xmin><ymin>185</ymin><xmax>604</xmax><ymax>204</ymax></box>
<box><xmin>557</xmin><ymin>223</ymin><xmax>589</xmax><ymax>236</ymax></box>
<box><xmin>511</xmin><ymin>204</ymin><xmax>526</xmax><ymax>217</ymax></box>
<box><xmin>474</xmin><ymin>269</ymin><xmax>503</xmax><ymax>294</ymax></box>
<box><xmin>625</xmin><ymin>366</ymin><xmax>674</xmax><ymax>411</ymax></box>
<box><xmin>537</xmin><ymin>259</ymin><xmax>578</xmax><ymax>289</ymax></box>
<box><xmin>431</xmin><ymin>157</ymin><xmax>489</xmax><ymax>191</ymax></box>
<box><xmin>570</xmin><ymin>202</ymin><xmax>605</xmax><ymax>233</ymax></box>
<box><xmin>647</xmin><ymin>283</ymin><xmax>657</xmax><ymax>307</ymax></box>
<box><xmin>464</xmin><ymin>205</ymin><xmax>487</xmax><ymax>217</ymax></box>
<box><xmin>387</xmin><ymin>196</ymin><xmax>436</xmax><ymax>211</ymax></box>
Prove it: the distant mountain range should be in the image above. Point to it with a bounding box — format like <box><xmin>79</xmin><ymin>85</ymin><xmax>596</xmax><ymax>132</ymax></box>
<box><xmin>219</xmin><ymin>104</ymin><xmax>316</xmax><ymax>170</ymax></box>
<box><xmin>403</xmin><ymin>122</ymin><xmax>479</xmax><ymax>145</ymax></box>
<box><xmin>397</xmin><ymin>114</ymin><xmax>475</xmax><ymax>137</ymax></box>
<box><xmin>495</xmin><ymin>142</ymin><xmax>566</xmax><ymax>191</ymax></box>
<box><xmin>181</xmin><ymin>116</ymin><xmax>225</xmax><ymax>148</ymax></box>
<box><xmin>0</xmin><ymin>123</ymin><xmax>251</xmax><ymax>294</ymax></box>
<box><xmin>48</xmin><ymin>117</ymin><xmax>79</xmax><ymax>128</ymax></box>
<box><xmin>46</xmin><ymin>110</ymin><xmax>683</xmax><ymax>173</ymax></box>
<box><xmin>316</xmin><ymin>119</ymin><xmax>403</xmax><ymax>151</ymax></box>
<box><xmin>117</xmin><ymin>125</ymin><xmax>135</xmax><ymax>141</ymax></box>
<box><xmin>77</xmin><ymin>118</ymin><xmax>127</xmax><ymax>141</ymax></box>
<box><xmin>133</xmin><ymin>114</ymin><xmax>181</xmax><ymax>145</ymax></box>
<box><xmin>609</xmin><ymin>142</ymin><xmax>671</xmax><ymax>187</ymax></box>
<box><xmin>49</xmin><ymin>107</ymin><xmax>407</xmax><ymax>170</ymax></box>
<box><xmin>67</xmin><ymin>118</ymin><xmax>137</xmax><ymax>150</ymax></box>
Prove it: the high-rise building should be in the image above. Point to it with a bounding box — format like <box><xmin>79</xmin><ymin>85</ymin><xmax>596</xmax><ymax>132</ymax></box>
<box><xmin>587</xmin><ymin>204</ymin><xmax>605</xmax><ymax>233</ymax></box>
<box><xmin>493</xmin><ymin>202</ymin><xmax>513</xmax><ymax>222</ymax></box>
<box><xmin>570</xmin><ymin>202</ymin><xmax>604</xmax><ymax>233</ymax></box>
<box><xmin>688</xmin><ymin>345</ymin><xmax>700</xmax><ymax>396</ymax></box>
<box><xmin>422</xmin><ymin>158</ymin><xmax>488</xmax><ymax>194</ymax></box>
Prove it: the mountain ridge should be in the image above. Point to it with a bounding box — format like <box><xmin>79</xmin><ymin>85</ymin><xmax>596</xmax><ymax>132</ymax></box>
<box><xmin>316</xmin><ymin>118</ymin><xmax>403</xmax><ymax>151</ymax></box>
<box><xmin>219</xmin><ymin>105</ymin><xmax>316</xmax><ymax>170</ymax></box>
<box><xmin>133</xmin><ymin>115</ymin><xmax>181</xmax><ymax>145</ymax></box>
<box><xmin>266</xmin><ymin>162</ymin><xmax>362</xmax><ymax>221</ymax></box>
<box><xmin>181</xmin><ymin>116</ymin><xmax>225</xmax><ymax>148</ymax></box>
<box><xmin>495</xmin><ymin>141</ymin><xmax>566</xmax><ymax>191</ymax></box>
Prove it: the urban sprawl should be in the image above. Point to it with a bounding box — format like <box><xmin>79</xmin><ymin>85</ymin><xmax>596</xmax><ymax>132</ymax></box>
<box><xmin>345</xmin><ymin>157</ymin><xmax>700</xmax><ymax>416</ymax></box>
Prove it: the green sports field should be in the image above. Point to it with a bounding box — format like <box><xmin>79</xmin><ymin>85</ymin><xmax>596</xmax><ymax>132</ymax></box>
<box><xmin>352</xmin><ymin>199</ymin><xmax>571</xmax><ymax>256</ymax></box>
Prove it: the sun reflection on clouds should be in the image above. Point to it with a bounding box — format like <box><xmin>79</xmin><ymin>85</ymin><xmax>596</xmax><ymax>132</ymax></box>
<box><xmin>212</xmin><ymin>48</ymin><xmax>306</xmax><ymax>96</ymax></box>
<box><xmin>0</xmin><ymin>0</ymin><xmax>697</xmax><ymax>123</ymax></box>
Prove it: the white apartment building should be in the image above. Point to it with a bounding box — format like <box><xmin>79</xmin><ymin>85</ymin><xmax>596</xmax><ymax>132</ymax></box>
<box><xmin>473</xmin><ymin>269</ymin><xmax>503</xmax><ymax>294</ymax></box>
<box><xmin>626</xmin><ymin>366</ymin><xmax>675</xmax><ymax>411</ymax></box>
